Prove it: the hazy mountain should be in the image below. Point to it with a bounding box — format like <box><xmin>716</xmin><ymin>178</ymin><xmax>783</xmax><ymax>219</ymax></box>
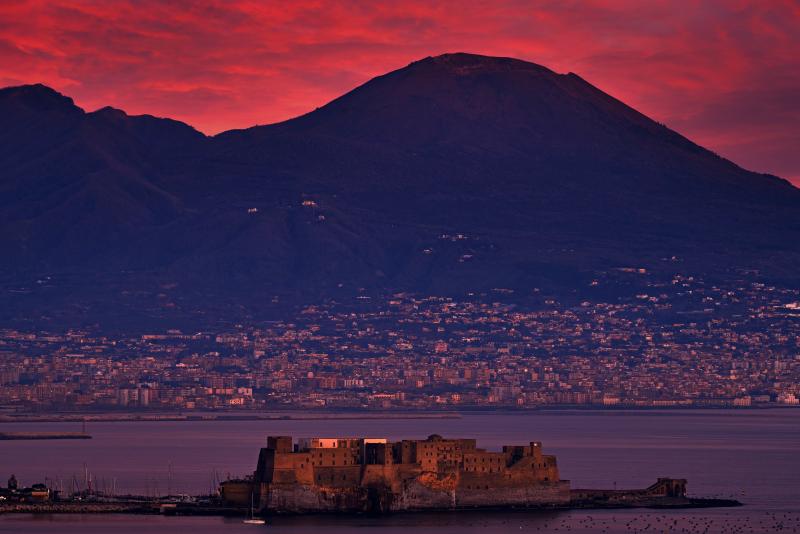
<box><xmin>1</xmin><ymin>54</ymin><xmax>799</xmax><ymax>323</ymax></box>
<box><xmin>0</xmin><ymin>83</ymin><xmax>206</xmax><ymax>269</ymax></box>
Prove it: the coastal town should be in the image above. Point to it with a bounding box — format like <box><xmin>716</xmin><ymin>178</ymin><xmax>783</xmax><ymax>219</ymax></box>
<box><xmin>2</xmin><ymin>272</ymin><xmax>798</xmax><ymax>413</ymax></box>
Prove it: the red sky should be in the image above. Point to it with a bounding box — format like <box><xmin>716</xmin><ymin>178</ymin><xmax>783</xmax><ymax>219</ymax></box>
<box><xmin>1</xmin><ymin>0</ymin><xmax>798</xmax><ymax>184</ymax></box>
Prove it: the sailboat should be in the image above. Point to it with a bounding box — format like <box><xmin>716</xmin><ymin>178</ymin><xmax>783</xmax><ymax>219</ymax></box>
<box><xmin>243</xmin><ymin>491</ymin><xmax>266</xmax><ymax>525</ymax></box>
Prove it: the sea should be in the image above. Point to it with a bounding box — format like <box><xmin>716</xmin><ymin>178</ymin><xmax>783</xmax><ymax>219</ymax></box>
<box><xmin>1</xmin><ymin>409</ymin><xmax>798</xmax><ymax>533</ymax></box>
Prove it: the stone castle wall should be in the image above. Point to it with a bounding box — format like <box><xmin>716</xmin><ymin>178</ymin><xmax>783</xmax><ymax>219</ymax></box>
<box><xmin>262</xmin><ymin>478</ymin><xmax>571</xmax><ymax>512</ymax></box>
<box><xmin>250</xmin><ymin>435</ymin><xmax>571</xmax><ymax>513</ymax></box>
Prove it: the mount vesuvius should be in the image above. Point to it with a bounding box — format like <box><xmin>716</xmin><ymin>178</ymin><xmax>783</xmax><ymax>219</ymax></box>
<box><xmin>2</xmin><ymin>53</ymin><xmax>799</xmax><ymax>323</ymax></box>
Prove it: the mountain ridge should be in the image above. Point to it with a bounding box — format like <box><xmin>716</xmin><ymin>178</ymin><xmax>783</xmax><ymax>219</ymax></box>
<box><xmin>4</xmin><ymin>55</ymin><xmax>795</xmax><ymax>193</ymax></box>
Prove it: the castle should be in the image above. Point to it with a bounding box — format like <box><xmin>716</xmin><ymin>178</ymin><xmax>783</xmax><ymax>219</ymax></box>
<box><xmin>222</xmin><ymin>434</ymin><xmax>571</xmax><ymax>512</ymax></box>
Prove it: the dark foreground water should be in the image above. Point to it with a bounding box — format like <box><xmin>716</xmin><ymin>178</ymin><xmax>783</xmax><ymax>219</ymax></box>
<box><xmin>1</xmin><ymin>409</ymin><xmax>799</xmax><ymax>533</ymax></box>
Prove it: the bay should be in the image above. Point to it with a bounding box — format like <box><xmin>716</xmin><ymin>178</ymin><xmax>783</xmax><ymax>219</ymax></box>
<box><xmin>1</xmin><ymin>409</ymin><xmax>798</xmax><ymax>533</ymax></box>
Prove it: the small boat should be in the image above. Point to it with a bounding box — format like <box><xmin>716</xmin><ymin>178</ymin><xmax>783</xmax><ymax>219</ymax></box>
<box><xmin>243</xmin><ymin>491</ymin><xmax>266</xmax><ymax>525</ymax></box>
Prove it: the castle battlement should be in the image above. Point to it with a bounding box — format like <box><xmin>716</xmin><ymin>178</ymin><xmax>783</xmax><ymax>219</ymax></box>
<box><xmin>230</xmin><ymin>434</ymin><xmax>569</xmax><ymax>512</ymax></box>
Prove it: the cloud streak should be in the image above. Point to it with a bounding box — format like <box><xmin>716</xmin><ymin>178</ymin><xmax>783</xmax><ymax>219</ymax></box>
<box><xmin>1</xmin><ymin>0</ymin><xmax>798</xmax><ymax>183</ymax></box>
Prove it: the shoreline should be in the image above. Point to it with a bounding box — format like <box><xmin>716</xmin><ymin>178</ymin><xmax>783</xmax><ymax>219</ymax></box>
<box><xmin>0</xmin><ymin>412</ymin><xmax>463</xmax><ymax>424</ymax></box>
<box><xmin>0</xmin><ymin>405</ymin><xmax>797</xmax><ymax>424</ymax></box>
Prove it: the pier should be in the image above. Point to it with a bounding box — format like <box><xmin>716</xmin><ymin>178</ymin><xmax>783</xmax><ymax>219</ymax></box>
<box><xmin>0</xmin><ymin>432</ymin><xmax>91</xmax><ymax>440</ymax></box>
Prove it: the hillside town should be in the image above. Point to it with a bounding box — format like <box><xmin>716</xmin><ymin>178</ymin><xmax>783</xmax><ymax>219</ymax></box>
<box><xmin>2</xmin><ymin>273</ymin><xmax>799</xmax><ymax>412</ymax></box>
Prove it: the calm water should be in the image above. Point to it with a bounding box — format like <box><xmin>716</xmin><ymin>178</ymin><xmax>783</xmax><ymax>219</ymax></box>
<box><xmin>1</xmin><ymin>409</ymin><xmax>799</xmax><ymax>533</ymax></box>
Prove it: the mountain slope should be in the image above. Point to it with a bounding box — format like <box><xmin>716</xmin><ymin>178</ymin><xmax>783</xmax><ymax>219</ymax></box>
<box><xmin>0</xmin><ymin>84</ymin><xmax>207</xmax><ymax>268</ymax></box>
<box><xmin>1</xmin><ymin>54</ymin><xmax>799</xmax><ymax>322</ymax></box>
<box><xmin>204</xmin><ymin>53</ymin><xmax>800</xmax><ymax>288</ymax></box>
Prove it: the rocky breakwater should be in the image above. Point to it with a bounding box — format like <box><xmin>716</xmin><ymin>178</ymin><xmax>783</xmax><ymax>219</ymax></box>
<box><xmin>570</xmin><ymin>478</ymin><xmax>742</xmax><ymax>509</ymax></box>
<box><xmin>0</xmin><ymin>502</ymin><xmax>156</xmax><ymax>514</ymax></box>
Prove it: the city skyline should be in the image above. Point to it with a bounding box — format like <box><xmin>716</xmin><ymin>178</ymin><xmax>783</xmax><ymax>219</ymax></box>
<box><xmin>3</xmin><ymin>273</ymin><xmax>798</xmax><ymax>413</ymax></box>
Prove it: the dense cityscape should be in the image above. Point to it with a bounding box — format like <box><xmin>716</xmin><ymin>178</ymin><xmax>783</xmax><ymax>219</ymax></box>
<box><xmin>2</xmin><ymin>271</ymin><xmax>798</xmax><ymax>413</ymax></box>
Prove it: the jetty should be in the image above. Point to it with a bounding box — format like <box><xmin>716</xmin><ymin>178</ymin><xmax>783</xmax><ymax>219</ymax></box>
<box><xmin>0</xmin><ymin>432</ymin><xmax>91</xmax><ymax>440</ymax></box>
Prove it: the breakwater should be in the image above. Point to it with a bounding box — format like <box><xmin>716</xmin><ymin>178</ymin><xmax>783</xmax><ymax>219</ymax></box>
<box><xmin>0</xmin><ymin>432</ymin><xmax>91</xmax><ymax>440</ymax></box>
<box><xmin>0</xmin><ymin>502</ymin><xmax>153</xmax><ymax>514</ymax></box>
